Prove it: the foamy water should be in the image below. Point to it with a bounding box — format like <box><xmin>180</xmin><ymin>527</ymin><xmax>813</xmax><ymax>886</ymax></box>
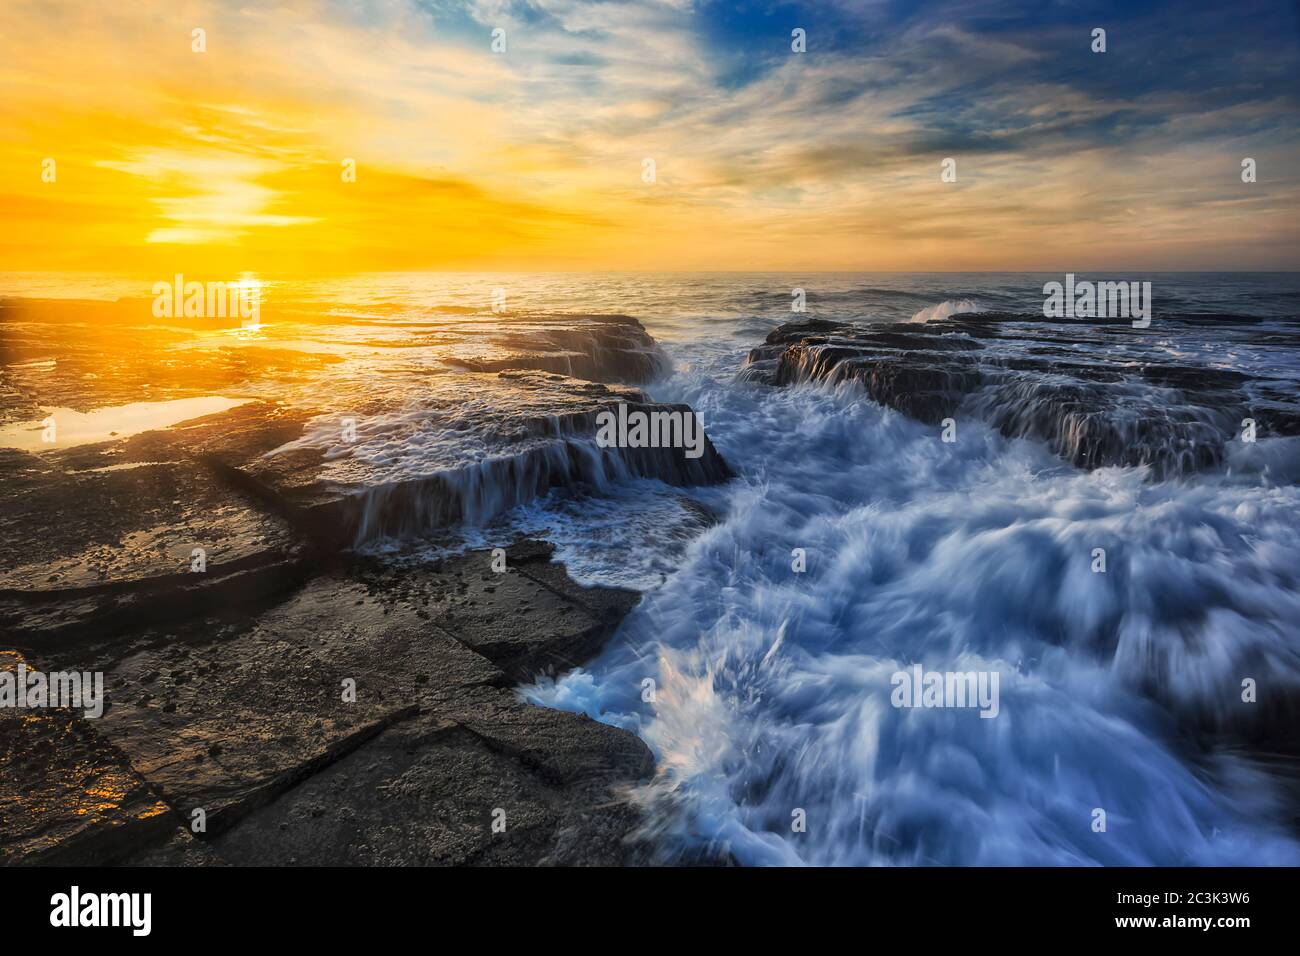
<box><xmin>523</xmin><ymin>334</ymin><xmax>1300</xmax><ymax>865</ymax></box>
<box><xmin>7</xmin><ymin>270</ymin><xmax>1296</xmax><ymax>864</ymax></box>
<box><xmin>497</xmin><ymin>272</ymin><xmax>1300</xmax><ymax>866</ymax></box>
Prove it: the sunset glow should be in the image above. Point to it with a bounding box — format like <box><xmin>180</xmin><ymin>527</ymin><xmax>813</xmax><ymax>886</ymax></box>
<box><xmin>4</xmin><ymin>0</ymin><xmax>1298</xmax><ymax>274</ymax></box>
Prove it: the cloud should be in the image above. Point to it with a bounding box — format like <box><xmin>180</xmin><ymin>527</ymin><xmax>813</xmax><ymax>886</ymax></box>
<box><xmin>1</xmin><ymin>0</ymin><xmax>1297</xmax><ymax>270</ymax></box>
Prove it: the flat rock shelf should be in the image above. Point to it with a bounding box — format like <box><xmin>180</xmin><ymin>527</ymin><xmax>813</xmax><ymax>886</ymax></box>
<box><xmin>743</xmin><ymin>312</ymin><xmax>1300</xmax><ymax>480</ymax></box>
<box><xmin>0</xmin><ymin>299</ymin><xmax>736</xmax><ymax>866</ymax></box>
<box><xmin>1</xmin><ymin>540</ymin><xmax>656</xmax><ymax>866</ymax></box>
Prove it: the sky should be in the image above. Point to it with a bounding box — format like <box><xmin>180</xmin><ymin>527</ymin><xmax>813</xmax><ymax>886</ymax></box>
<box><xmin>2</xmin><ymin>0</ymin><xmax>1299</xmax><ymax>273</ymax></box>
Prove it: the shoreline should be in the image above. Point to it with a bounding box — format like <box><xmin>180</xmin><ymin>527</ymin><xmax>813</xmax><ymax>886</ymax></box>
<box><xmin>2</xmin><ymin>536</ymin><xmax>659</xmax><ymax>866</ymax></box>
<box><xmin>0</xmin><ymin>300</ymin><xmax>736</xmax><ymax>867</ymax></box>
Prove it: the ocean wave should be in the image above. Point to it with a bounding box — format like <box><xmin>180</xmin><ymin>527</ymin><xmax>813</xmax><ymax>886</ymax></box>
<box><xmin>522</xmin><ymin>338</ymin><xmax>1300</xmax><ymax>866</ymax></box>
<box><xmin>908</xmin><ymin>299</ymin><xmax>980</xmax><ymax>323</ymax></box>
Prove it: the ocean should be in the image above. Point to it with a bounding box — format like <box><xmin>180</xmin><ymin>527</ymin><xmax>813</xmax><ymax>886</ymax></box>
<box><xmin>4</xmin><ymin>270</ymin><xmax>1299</xmax><ymax>865</ymax></box>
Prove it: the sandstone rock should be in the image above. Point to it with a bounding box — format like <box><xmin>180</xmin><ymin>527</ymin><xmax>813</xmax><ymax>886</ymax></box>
<box><xmin>744</xmin><ymin>313</ymin><xmax>1300</xmax><ymax>478</ymax></box>
<box><xmin>0</xmin><ymin>650</ymin><xmax>176</xmax><ymax>865</ymax></box>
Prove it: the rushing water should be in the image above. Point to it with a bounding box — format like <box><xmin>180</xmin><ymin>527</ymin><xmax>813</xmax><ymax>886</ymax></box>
<box><xmin>6</xmin><ymin>271</ymin><xmax>1299</xmax><ymax>865</ymax></box>
<box><xmin>498</xmin><ymin>272</ymin><xmax>1300</xmax><ymax>867</ymax></box>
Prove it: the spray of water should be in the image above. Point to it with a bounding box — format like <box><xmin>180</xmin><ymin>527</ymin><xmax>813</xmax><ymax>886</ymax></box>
<box><xmin>908</xmin><ymin>299</ymin><xmax>980</xmax><ymax>323</ymax></box>
<box><xmin>523</xmin><ymin>333</ymin><xmax>1300</xmax><ymax>866</ymax></box>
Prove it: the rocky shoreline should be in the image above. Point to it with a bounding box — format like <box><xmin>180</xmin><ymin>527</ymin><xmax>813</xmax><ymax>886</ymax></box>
<box><xmin>13</xmin><ymin>299</ymin><xmax>1294</xmax><ymax>866</ymax></box>
<box><xmin>0</xmin><ymin>300</ymin><xmax>733</xmax><ymax>866</ymax></box>
<box><xmin>0</xmin><ymin>398</ymin><xmax>666</xmax><ymax>865</ymax></box>
<box><xmin>2</xmin><ymin>461</ymin><xmax>660</xmax><ymax>866</ymax></box>
<box><xmin>743</xmin><ymin>312</ymin><xmax>1300</xmax><ymax>479</ymax></box>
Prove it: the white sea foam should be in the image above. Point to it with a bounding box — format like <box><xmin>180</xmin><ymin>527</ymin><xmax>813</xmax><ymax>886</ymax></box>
<box><xmin>521</xmin><ymin>336</ymin><xmax>1300</xmax><ymax>866</ymax></box>
<box><xmin>216</xmin><ymin>272</ymin><xmax>1300</xmax><ymax>866</ymax></box>
<box><xmin>907</xmin><ymin>298</ymin><xmax>980</xmax><ymax>323</ymax></box>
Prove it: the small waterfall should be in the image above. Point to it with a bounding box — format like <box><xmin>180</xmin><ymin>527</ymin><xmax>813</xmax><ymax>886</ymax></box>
<box><xmin>742</xmin><ymin>313</ymin><xmax>1264</xmax><ymax>478</ymax></box>
<box><xmin>344</xmin><ymin>406</ymin><xmax>732</xmax><ymax>545</ymax></box>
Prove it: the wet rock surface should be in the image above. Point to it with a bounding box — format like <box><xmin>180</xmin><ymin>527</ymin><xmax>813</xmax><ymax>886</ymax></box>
<box><xmin>0</xmin><ymin>402</ymin><xmax>317</xmax><ymax>643</ymax></box>
<box><xmin>0</xmin><ymin>402</ymin><xmax>310</xmax><ymax>593</ymax></box>
<box><xmin>2</xmin><ymin>538</ymin><xmax>655</xmax><ymax>866</ymax></box>
<box><xmin>241</xmin><ymin>372</ymin><xmax>733</xmax><ymax>546</ymax></box>
<box><xmin>0</xmin><ymin>298</ymin><xmax>714</xmax><ymax>866</ymax></box>
<box><xmin>443</xmin><ymin>312</ymin><xmax>671</xmax><ymax>384</ymax></box>
<box><xmin>744</xmin><ymin>313</ymin><xmax>1300</xmax><ymax>478</ymax></box>
<box><xmin>2</xmin><ymin>297</ymin><xmax>730</xmax><ymax>548</ymax></box>
<box><xmin>0</xmin><ymin>652</ymin><xmax>177</xmax><ymax>865</ymax></box>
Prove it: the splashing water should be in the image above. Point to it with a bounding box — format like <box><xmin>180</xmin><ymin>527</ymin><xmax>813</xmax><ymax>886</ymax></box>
<box><xmin>510</xmin><ymin>275</ymin><xmax>1300</xmax><ymax>866</ymax></box>
<box><xmin>22</xmin><ymin>270</ymin><xmax>1289</xmax><ymax>865</ymax></box>
<box><xmin>907</xmin><ymin>298</ymin><xmax>980</xmax><ymax>323</ymax></box>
